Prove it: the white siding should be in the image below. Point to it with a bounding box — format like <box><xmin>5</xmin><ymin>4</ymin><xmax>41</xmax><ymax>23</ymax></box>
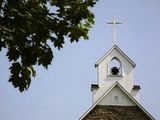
<box><xmin>98</xmin><ymin>86</ymin><xmax>136</xmax><ymax>106</ymax></box>
<box><xmin>92</xmin><ymin>47</ymin><xmax>139</xmax><ymax>103</ymax></box>
<box><xmin>130</xmin><ymin>89</ymin><xmax>140</xmax><ymax>101</ymax></box>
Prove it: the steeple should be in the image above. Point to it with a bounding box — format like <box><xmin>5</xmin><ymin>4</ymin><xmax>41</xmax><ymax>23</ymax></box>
<box><xmin>92</xmin><ymin>45</ymin><xmax>139</xmax><ymax>103</ymax></box>
<box><xmin>90</xmin><ymin>17</ymin><xmax>140</xmax><ymax>103</ymax></box>
<box><xmin>79</xmin><ymin>18</ymin><xmax>155</xmax><ymax>120</ymax></box>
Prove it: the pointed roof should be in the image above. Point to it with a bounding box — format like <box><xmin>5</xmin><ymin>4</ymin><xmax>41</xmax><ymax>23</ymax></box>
<box><xmin>95</xmin><ymin>45</ymin><xmax>136</xmax><ymax>67</ymax></box>
<box><xmin>79</xmin><ymin>82</ymin><xmax>155</xmax><ymax>120</ymax></box>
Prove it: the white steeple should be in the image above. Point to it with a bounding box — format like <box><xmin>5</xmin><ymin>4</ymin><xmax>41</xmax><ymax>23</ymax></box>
<box><xmin>79</xmin><ymin>18</ymin><xmax>155</xmax><ymax>120</ymax></box>
<box><xmin>91</xmin><ymin>18</ymin><xmax>140</xmax><ymax>104</ymax></box>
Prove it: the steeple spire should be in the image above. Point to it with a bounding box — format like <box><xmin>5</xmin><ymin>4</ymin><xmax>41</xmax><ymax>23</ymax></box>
<box><xmin>107</xmin><ymin>16</ymin><xmax>122</xmax><ymax>45</ymax></box>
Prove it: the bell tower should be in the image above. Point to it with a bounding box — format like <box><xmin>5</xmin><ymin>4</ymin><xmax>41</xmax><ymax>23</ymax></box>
<box><xmin>91</xmin><ymin>17</ymin><xmax>140</xmax><ymax>103</ymax></box>
<box><xmin>92</xmin><ymin>45</ymin><xmax>139</xmax><ymax>103</ymax></box>
<box><xmin>80</xmin><ymin>18</ymin><xmax>155</xmax><ymax>120</ymax></box>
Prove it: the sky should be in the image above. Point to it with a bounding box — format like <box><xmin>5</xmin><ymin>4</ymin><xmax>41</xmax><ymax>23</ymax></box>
<box><xmin>0</xmin><ymin>0</ymin><xmax>160</xmax><ymax>120</ymax></box>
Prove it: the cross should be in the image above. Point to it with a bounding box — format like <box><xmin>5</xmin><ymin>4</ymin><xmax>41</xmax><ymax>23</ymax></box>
<box><xmin>107</xmin><ymin>16</ymin><xmax>122</xmax><ymax>45</ymax></box>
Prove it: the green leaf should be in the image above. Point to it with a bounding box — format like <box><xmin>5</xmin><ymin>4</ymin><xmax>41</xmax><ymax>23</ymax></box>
<box><xmin>6</xmin><ymin>48</ymin><xmax>19</xmax><ymax>61</ymax></box>
<box><xmin>38</xmin><ymin>47</ymin><xmax>53</xmax><ymax>68</ymax></box>
<box><xmin>0</xmin><ymin>40</ymin><xmax>4</xmax><ymax>51</ymax></box>
<box><xmin>9</xmin><ymin>62</ymin><xmax>21</xmax><ymax>75</ymax></box>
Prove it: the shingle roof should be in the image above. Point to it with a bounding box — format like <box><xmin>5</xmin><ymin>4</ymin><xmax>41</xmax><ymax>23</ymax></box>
<box><xmin>83</xmin><ymin>105</ymin><xmax>152</xmax><ymax>120</ymax></box>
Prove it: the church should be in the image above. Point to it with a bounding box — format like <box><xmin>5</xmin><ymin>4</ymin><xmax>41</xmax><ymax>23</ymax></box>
<box><xmin>79</xmin><ymin>18</ymin><xmax>155</xmax><ymax>120</ymax></box>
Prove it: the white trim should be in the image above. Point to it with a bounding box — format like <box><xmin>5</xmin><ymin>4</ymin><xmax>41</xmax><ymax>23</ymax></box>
<box><xmin>79</xmin><ymin>82</ymin><xmax>116</xmax><ymax>120</ymax></box>
<box><xmin>95</xmin><ymin>45</ymin><xmax>136</xmax><ymax>68</ymax></box>
<box><xmin>79</xmin><ymin>82</ymin><xmax>155</xmax><ymax>120</ymax></box>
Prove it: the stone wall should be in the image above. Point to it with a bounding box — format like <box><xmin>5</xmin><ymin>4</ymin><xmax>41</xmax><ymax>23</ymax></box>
<box><xmin>83</xmin><ymin>105</ymin><xmax>152</xmax><ymax>120</ymax></box>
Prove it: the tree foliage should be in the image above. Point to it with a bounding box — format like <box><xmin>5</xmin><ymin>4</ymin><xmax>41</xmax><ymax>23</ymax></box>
<box><xmin>0</xmin><ymin>0</ymin><xmax>98</xmax><ymax>92</ymax></box>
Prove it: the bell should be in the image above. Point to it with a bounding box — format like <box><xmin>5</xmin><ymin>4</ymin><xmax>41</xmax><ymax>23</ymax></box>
<box><xmin>111</xmin><ymin>66</ymin><xmax>119</xmax><ymax>75</ymax></box>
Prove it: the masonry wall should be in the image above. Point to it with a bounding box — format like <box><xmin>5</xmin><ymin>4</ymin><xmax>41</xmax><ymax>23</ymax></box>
<box><xmin>82</xmin><ymin>105</ymin><xmax>152</xmax><ymax>120</ymax></box>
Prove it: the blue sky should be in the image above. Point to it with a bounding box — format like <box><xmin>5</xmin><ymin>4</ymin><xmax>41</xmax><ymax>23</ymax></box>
<box><xmin>0</xmin><ymin>0</ymin><xmax>160</xmax><ymax>120</ymax></box>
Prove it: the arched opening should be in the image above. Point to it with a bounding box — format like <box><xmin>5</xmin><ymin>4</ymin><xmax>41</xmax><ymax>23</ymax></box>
<box><xmin>108</xmin><ymin>57</ymin><xmax>122</xmax><ymax>75</ymax></box>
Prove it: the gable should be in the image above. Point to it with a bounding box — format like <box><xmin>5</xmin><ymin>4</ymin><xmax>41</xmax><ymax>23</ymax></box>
<box><xmin>98</xmin><ymin>85</ymin><xmax>136</xmax><ymax>106</ymax></box>
<box><xmin>79</xmin><ymin>82</ymin><xmax>155</xmax><ymax>120</ymax></box>
<box><xmin>95</xmin><ymin>45</ymin><xmax>136</xmax><ymax>68</ymax></box>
